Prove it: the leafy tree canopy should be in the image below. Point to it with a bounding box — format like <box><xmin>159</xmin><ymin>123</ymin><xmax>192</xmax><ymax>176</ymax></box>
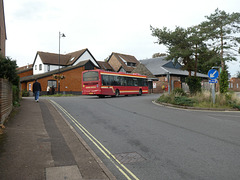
<box><xmin>0</xmin><ymin>55</ymin><xmax>19</xmax><ymax>86</ymax></box>
<box><xmin>201</xmin><ymin>8</ymin><xmax>240</xmax><ymax>68</ymax></box>
<box><xmin>150</xmin><ymin>9</ymin><xmax>240</xmax><ymax>76</ymax></box>
<box><xmin>236</xmin><ymin>71</ymin><xmax>240</xmax><ymax>78</ymax></box>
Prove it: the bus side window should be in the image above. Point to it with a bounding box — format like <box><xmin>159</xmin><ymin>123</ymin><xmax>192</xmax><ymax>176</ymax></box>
<box><xmin>126</xmin><ymin>77</ymin><xmax>134</xmax><ymax>86</ymax></box>
<box><xmin>138</xmin><ymin>78</ymin><xmax>144</xmax><ymax>86</ymax></box>
<box><xmin>144</xmin><ymin>79</ymin><xmax>148</xmax><ymax>86</ymax></box>
<box><xmin>123</xmin><ymin>77</ymin><xmax>127</xmax><ymax>86</ymax></box>
<box><xmin>133</xmin><ymin>78</ymin><xmax>138</xmax><ymax>86</ymax></box>
<box><xmin>102</xmin><ymin>75</ymin><xmax>108</xmax><ymax>85</ymax></box>
<box><xmin>118</xmin><ymin>76</ymin><xmax>124</xmax><ymax>86</ymax></box>
<box><xmin>109</xmin><ymin>75</ymin><xmax>114</xmax><ymax>86</ymax></box>
<box><xmin>112</xmin><ymin>76</ymin><xmax>119</xmax><ymax>86</ymax></box>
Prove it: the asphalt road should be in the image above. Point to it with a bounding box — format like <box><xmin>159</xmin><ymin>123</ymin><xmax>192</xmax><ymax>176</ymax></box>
<box><xmin>48</xmin><ymin>94</ymin><xmax>240</xmax><ymax>180</ymax></box>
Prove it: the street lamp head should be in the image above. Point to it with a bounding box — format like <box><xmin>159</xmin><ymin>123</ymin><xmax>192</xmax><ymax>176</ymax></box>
<box><xmin>62</xmin><ymin>33</ymin><xmax>66</xmax><ymax>38</ymax></box>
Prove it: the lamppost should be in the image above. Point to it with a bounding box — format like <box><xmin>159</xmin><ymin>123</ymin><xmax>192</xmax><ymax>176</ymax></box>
<box><xmin>58</xmin><ymin>31</ymin><xmax>66</xmax><ymax>94</ymax></box>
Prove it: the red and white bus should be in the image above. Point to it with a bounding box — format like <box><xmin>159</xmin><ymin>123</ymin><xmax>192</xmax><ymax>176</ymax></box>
<box><xmin>82</xmin><ymin>69</ymin><xmax>148</xmax><ymax>97</ymax></box>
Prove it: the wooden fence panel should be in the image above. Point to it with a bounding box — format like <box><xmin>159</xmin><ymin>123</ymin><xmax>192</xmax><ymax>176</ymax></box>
<box><xmin>0</xmin><ymin>78</ymin><xmax>13</xmax><ymax>124</ymax></box>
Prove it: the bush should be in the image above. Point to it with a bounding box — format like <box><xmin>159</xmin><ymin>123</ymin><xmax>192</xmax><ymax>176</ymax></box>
<box><xmin>157</xmin><ymin>91</ymin><xmax>240</xmax><ymax>110</ymax></box>
<box><xmin>219</xmin><ymin>70</ymin><xmax>228</xmax><ymax>93</ymax></box>
<box><xmin>174</xmin><ymin>96</ymin><xmax>196</xmax><ymax>106</ymax></box>
<box><xmin>186</xmin><ymin>76</ymin><xmax>201</xmax><ymax>94</ymax></box>
<box><xmin>157</xmin><ymin>93</ymin><xmax>174</xmax><ymax>103</ymax></box>
<box><xmin>173</xmin><ymin>88</ymin><xmax>186</xmax><ymax>96</ymax></box>
<box><xmin>12</xmin><ymin>85</ymin><xmax>20</xmax><ymax>106</ymax></box>
<box><xmin>21</xmin><ymin>89</ymin><xmax>30</xmax><ymax>97</ymax></box>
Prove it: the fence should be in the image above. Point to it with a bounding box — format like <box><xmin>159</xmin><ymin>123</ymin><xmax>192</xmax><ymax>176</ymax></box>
<box><xmin>182</xmin><ymin>81</ymin><xmax>211</xmax><ymax>93</ymax></box>
<box><xmin>0</xmin><ymin>78</ymin><xmax>13</xmax><ymax>124</ymax></box>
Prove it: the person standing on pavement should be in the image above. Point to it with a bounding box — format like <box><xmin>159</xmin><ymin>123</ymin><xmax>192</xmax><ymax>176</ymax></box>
<box><xmin>33</xmin><ymin>79</ymin><xmax>42</xmax><ymax>102</ymax></box>
<box><xmin>47</xmin><ymin>86</ymin><xmax>50</xmax><ymax>95</ymax></box>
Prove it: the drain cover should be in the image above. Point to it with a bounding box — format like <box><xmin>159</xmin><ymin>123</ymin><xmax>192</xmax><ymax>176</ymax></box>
<box><xmin>114</xmin><ymin>152</ymin><xmax>145</xmax><ymax>164</ymax></box>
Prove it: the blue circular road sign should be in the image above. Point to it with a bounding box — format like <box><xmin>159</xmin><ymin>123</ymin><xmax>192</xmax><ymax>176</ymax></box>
<box><xmin>208</xmin><ymin>69</ymin><xmax>219</xmax><ymax>79</ymax></box>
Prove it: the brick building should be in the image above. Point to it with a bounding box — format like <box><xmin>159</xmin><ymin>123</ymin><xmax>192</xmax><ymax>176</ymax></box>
<box><xmin>107</xmin><ymin>52</ymin><xmax>139</xmax><ymax>73</ymax></box>
<box><xmin>20</xmin><ymin>60</ymin><xmax>97</xmax><ymax>95</ymax></box>
<box><xmin>19</xmin><ymin>49</ymin><xmax>100</xmax><ymax>94</ymax></box>
<box><xmin>229</xmin><ymin>78</ymin><xmax>240</xmax><ymax>92</ymax></box>
<box><xmin>133</xmin><ymin>57</ymin><xmax>208</xmax><ymax>93</ymax></box>
<box><xmin>0</xmin><ymin>0</ymin><xmax>7</xmax><ymax>57</ymax></box>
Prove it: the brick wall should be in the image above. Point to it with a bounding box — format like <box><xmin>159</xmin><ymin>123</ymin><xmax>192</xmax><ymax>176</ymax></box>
<box><xmin>229</xmin><ymin>78</ymin><xmax>240</xmax><ymax>92</ymax></box>
<box><xmin>0</xmin><ymin>0</ymin><xmax>6</xmax><ymax>57</ymax></box>
<box><xmin>26</xmin><ymin>66</ymin><xmax>86</xmax><ymax>94</ymax></box>
<box><xmin>0</xmin><ymin>78</ymin><xmax>13</xmax><ymax>124</ymax></box>
<box><xmin>152</xmin><ymin>76</ymin><xmax>181</xmax><ymax>93</ymax></box>
<box><xmin>18</xmin><ymin>69</ymin><xmax>33</xmax><ymax>78</ymax></box>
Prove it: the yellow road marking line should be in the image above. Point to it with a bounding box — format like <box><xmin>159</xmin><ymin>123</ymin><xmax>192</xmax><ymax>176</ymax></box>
<box><xmin>49</xmin><ymin>100</ymin><xmax>139</xmax><ymax>180</ymax></box>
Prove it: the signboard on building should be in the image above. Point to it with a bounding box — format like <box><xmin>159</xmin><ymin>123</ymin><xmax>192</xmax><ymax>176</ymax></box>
<box><xmin>153</xmin><ymin>82</ymin><xmax>156</xmax><ymax>88</ymax></box>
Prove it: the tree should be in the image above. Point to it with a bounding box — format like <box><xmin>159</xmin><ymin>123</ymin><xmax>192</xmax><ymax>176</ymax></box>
<box><xmin>0</xmin><ymin>55</ymin><xmax>20</xmax><ymax>104</ymax></box>
<box><xmin>152</xmin><ymin>53</ymin><xmax>167</xmax><ymax>58</ymax></box>
<box><xmin>202</xmin><ymin>9</ymin><xmax>240</xmax><ymax>70</ymax></box>
<box><xmin>0</xmin><ymin>55</ymin><xmax>19</xmax><ymax>86</ymax></box>
<box><xmin>236</xmin><ymin>71</ymin><xmax>240</xmax><ymax>78</ymax></box>
<box><xmin>219</xmin><ymin>70</ymin><xmax>229</xmax><ymax>93</ymax></box>
<box><xmin>151</xmin><ymin>26</ymin><xmax>195</xmax><ymax>76</ymax></box>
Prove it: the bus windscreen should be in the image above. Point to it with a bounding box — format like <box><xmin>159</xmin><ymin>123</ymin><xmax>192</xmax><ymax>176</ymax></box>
<box><xmin>83</xmin><ymin>71</ymin><xmax>99</xmax><ymax>81</ymax></box>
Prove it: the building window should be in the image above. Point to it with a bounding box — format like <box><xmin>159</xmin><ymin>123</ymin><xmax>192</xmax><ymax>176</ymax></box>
<box><xmin>237</xmin><ymin>83</ymin><xmax>239</xmax><ymax>89</ymax></box>
<box><xmin>39</xmin><ymin>64</ymin><xmax>42</xmax><ymax>70</ymax></box>
<box><xmin>48</xmin><ymin>80</ymin><xmax>57</xmax><ymax>88</ymax></box>
<box><xmin>127</xmin><ymin>62</ymin><xmax>136</xmax><ymax>67</ymax></box>
<box><xmin>35</xmin><ymin>65</ymin><xmax>37</xmax><ymax>70</ymax></box>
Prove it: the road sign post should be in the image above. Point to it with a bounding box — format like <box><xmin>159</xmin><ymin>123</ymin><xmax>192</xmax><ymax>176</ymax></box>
<box><xmin>208</xmin><ymin>69</ymin><xmax>219</xmax><ymax>104</ymax></box>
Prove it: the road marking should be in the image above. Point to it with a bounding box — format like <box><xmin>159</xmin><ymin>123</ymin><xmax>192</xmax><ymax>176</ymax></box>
<box><xmin>49</xmin><ymin>100</ymin><xmax>139</xmax><ymax>180</ymax></box>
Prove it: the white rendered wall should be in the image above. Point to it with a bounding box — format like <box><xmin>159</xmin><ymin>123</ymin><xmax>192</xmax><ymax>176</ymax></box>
<box><xmin>33</xmin><ymin>55</ymin><xmax>44</xmax><ymax>75</ymax></box>
<box><xmin>73</xmin><ymin>51</ymin><xmax>99</xmax><ymax>67</ymax></box>
<box><xmin>44</xmin><ymin>64</ymin><xmax>61</xmax><ymax>72</ymax></box>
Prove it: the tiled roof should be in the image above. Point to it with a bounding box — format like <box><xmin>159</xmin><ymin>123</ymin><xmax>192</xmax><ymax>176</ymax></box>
<box><xmin>109</xmin><ymin>52</ymin><xmax>140</xmax><ymax>72</ymax></box>
<box><xmin>38</xmin><ymin>51</ymin><xmax>70</xmax><ymax>66</ymax></box>
<box><xmin>66</xmin><ymin>49</ymin><xmax>87</xmax><ymax>65</ymax></box>
<box><xmin>20</xmin><ymin>60</ymin><xmax>92</xmax><ymax>82</ymax></box>
<box><xmin>132</xmin><ymin>63</ymin><xmax>156</xmax><ymax>78</ymax></box>
<box><xmin>36</xmin><ymin>49</ymin><xmax>89</xmax><ymax>66</ymax></box>
<box><xmin>97</xmin><ymin>61</ymin><xmax>114</xmax><ymax>71</ymax></box>
<box><xmin>17</xmin><ymin>64</ymin><xmax>33</xmax><ymax>71</ymax></box>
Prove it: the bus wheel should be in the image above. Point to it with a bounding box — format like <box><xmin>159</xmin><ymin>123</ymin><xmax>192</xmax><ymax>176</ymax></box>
<box><xmin>115</xmin><ymin>89</ymin><xmax>120</xmax><ymax>97</ymax></box>
<box><xmin>138</xmin><ymin>89</ymin><xmax>142</xmax><ymax>96</ymax></box>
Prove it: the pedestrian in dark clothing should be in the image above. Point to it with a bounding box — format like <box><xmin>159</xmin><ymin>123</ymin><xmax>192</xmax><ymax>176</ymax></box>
<box><xmin>33</xmin><ymin>79</ymin><xmax>41</xmax><ymax>102</ymax></box>
<box><xmin>51</xmin><ymin>86</ymin><xmax>55</xmax><ymax>95</ymax></box>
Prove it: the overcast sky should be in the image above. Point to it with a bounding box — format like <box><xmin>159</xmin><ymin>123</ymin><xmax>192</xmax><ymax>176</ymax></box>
<box><xmin>4</xmin><ymin>0</ymin><xmax>240</xmax><ymax>76</ymax></box>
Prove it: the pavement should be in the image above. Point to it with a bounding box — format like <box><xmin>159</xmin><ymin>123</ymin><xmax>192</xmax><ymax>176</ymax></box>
<box><xmin>0</xmin><ymin>97</ymin><xmax>116</xmax><ymax>180</ymax></box>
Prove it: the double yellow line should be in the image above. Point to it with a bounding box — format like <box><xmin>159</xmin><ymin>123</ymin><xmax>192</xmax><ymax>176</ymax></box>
<box><xmin>49</xmin><ymin>100</ymin><xmax>139</xmax><ymax>180</ymax></box>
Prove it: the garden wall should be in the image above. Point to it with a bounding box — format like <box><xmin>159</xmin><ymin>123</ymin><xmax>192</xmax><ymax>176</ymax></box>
<box><xmin>0</xmin><ymin>78</ymin><xmax>12</xmax><ymax>124</ymax></box>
